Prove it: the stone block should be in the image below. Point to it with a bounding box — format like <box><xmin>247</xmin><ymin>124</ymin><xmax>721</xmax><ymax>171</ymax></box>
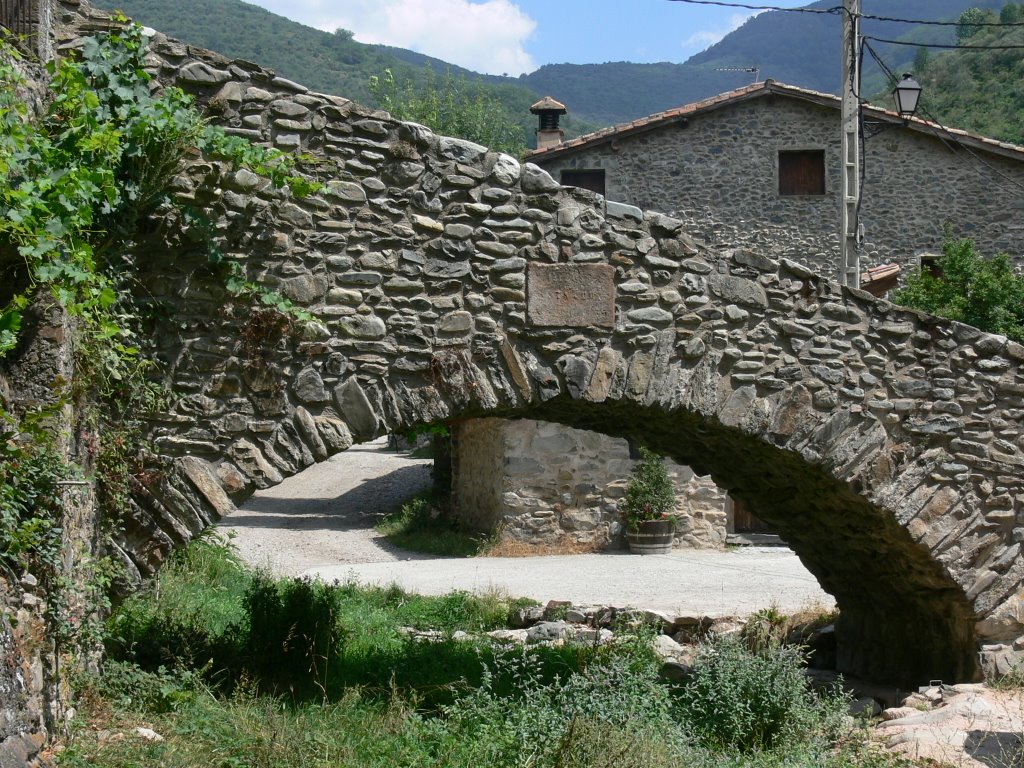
<box><xmin>527</xmin><ymin>264</ymin><xmax>615</xmax><ymax>328</ymax></box>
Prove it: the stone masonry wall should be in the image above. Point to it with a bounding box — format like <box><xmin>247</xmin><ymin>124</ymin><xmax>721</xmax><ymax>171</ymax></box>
<box><xmin>532</xmin><ymin>95</ymin><xmax>1024</xmax><ymax>283</ymax></box>
<box><xmin>450</xmin><ymin>418</ymin><xmax>504</xmax><ymax>533</ymax></box>
<box><xmin>453</xmin><ymin>418</ymin><xmax>726</xmax><ymax>549</ymax></box>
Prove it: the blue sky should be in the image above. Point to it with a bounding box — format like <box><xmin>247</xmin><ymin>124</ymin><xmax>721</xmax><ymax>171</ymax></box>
<box><xmin>242</xmin><ymin>0</ymin><xmax>810</xmax><ymax>76</ymax></box>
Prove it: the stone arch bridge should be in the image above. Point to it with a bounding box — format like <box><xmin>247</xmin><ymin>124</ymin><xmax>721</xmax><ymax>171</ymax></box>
<box><xmin>70</xmin><ymin>13</ymin><xmax>1024</xmax><ymax>688</ymax></box>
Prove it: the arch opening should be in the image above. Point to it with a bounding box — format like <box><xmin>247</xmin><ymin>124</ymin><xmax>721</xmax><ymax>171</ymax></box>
<box><xmin>441</xmin><ymin>396</ymin><xmax>977</xmax><ymax>689</ymax></box>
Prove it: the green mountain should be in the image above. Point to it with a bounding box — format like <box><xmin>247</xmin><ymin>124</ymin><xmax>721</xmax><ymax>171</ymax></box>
<box><xmin>687</xmin><ymin>0</ymin><xmax>1007</xmax><ymax>95</ymax></box>
<box><xmin>93</xmin><ymin>0</ymin><xmax>1021</xmax><ymax>145</ymax></box>
<box><xmin>909</xmin><ymin>5</ymin><xmax>1024</xmax><ymax>145</ymax></box>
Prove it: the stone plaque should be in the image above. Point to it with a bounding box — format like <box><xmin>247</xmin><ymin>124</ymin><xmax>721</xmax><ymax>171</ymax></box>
<box><xmin>527</xmin><ymin>264</ymin><xmax>616</xmax><ymax>328</ymax></box>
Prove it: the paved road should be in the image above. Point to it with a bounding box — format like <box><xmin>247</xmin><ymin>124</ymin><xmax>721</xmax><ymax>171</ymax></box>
<box><xmin>220</xmin><ymin>438</ymin><xmax>835</xmax><ymax>616</ymax></box>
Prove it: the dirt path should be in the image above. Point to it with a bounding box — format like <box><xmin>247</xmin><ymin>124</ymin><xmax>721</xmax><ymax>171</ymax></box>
<box><xmin>217</xmin><ymin>438</ymin><xmax>433</xmax><ymax>576</ymax></box>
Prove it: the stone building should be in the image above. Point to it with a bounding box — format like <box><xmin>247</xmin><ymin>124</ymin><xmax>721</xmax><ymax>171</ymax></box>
<box><xmin>526</xmin><ymin>80</ymin><xmax>1024</xmax><ymax>285</ymax></box>
<box><xmin>463</xmin><ymin>82</ymin><xmax>1024</xmax><ymax>548</ymax></box>
<box><xmin>452</xmin><ymin>418</ymin><xmax>729</xmax><ymax>550</ymax></box>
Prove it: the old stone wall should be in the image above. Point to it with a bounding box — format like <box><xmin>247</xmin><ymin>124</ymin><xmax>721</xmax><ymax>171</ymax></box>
<box><xmin>450</xmin><ymin>419</ymin><xmax>504</xmax><ymax>533</ymax></box>
<box><xmin>531</xmin><ymin>95</ymin><xmax>1024</xmax><ymax>283</ymax></box>
<box><xmin>453</xmin><ymin>418</ymin><xmax>726</xmax><ymax>549</ymax></box>
<box><xmin>0</xmin><ymin>300</ymin><xmax>92</xmax><ymax>767</ymax></box>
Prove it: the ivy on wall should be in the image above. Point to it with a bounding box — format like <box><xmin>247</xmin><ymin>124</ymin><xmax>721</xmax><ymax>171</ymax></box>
<box><xmin>0</xmin><ymin>21</ymin><xmax>318</xmax><ymax>651</ymax></box>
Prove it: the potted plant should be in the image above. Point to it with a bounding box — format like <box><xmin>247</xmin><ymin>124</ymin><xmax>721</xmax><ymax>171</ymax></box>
<box><xmin>621</xmin><ymin>447</ymin><xmax>677</xmax><ymax>554</ymax></box>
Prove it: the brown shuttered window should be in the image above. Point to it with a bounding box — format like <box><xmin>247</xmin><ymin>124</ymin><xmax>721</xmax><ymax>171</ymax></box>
<box><xmin>778</xmin><ymin>150</ymin><xmax>825</xmax><ymax>196</ymax></box>
<box><xmin>561</xmin><ymin>169</ymin><xmax>606</xmax><ymax>195</ymax></box>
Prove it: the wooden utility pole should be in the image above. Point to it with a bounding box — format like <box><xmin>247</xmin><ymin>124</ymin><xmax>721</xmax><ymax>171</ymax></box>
<box><xmin>839</xmin><ymin>0</ymin><xmax>861</xmax><ymax>288</ymax></box>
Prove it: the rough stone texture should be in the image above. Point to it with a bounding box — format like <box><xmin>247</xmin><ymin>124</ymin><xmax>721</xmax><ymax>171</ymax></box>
<box><xmin>0</xmin><ymin>297</ymin><xmax>92</xmax><ymax>767</ymax></box>
<box><xmin>453</xmin><ymin>418</ymin><xmax>726</xmax><ymax>549</ymax></box>
<box><xmin>529</xmin><ymin>93</ymin><xmax>1024</xmax><ymax>284</ymax></box>
<box><xmin>39</xmin><ymin>1</ymin><xmax>1024</xmax><ymax>690</ymax></box>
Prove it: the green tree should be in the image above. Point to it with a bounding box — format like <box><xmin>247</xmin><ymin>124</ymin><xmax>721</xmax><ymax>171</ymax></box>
<box><xmin>369</xmin><ymin>67</ymin><xmax>526</xmax><ymax>156</ymax></box>
<box><xmin>1000</xmin><ymin>3</ymin><xmax>1022</xmax><ymax>24</ymax></box>
<box><xmin>956</xmin><ymin>8</ymin><xmax>996</xmax><ymax>42</ymax></box>
<box><xmin>912</xmin><ymin>45</ymin><xmax>931</xmax><ymax>74</ymax></box>
<box><xmin>892</xmin><ymin>237</ymin><xmax>1024</xmax><ymax>341</ymax></box>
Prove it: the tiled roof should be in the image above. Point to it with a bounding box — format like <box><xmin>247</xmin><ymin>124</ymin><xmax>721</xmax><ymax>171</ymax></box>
<box><xmin>525</xmin><ymin>80</ymin><xmax>1024</xmax><ymax>164</ymax></box>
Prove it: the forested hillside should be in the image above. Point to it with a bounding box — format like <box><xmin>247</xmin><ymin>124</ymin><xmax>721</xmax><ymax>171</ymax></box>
<box><xmin>909</xmin><ymin>4</ymin><xmax>1024</xmax><ymax>145</ymax></box>
<box><xmin>687</xmin><ymin>0</ymin><xmax>1006</xmax><ymax>95</ymax></box>
<box><xmin>94</xmin><ymin>0</ymin><xmax>1022</xmax><ymax>144</ymax></box>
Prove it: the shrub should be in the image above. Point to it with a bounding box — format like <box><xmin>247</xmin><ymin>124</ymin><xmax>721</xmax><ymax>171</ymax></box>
<box><xmin>621</xmin><ymin>447</ymin><xmax>677</xmax><ymax>531</ymax></box>
<box><xmin>438</xmin><ymin>644</ymin><xmax>693</xmax><ymax>767</ymax></box>
<box><xmin>678</xmin><ymin>636</ymin><xmax>849</xmax><ymax>753</ymax></box>
<box><xmin>243</xmin><ymin>573</ymin><xmax>344</xmax><ymax>689</ymax></box>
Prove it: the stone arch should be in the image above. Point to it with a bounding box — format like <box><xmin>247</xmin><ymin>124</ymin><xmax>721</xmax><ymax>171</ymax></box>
<box><xmin>90</xmin><ymin>17</ymin><xmax>1024</xmax><ymax>688</ymax></box>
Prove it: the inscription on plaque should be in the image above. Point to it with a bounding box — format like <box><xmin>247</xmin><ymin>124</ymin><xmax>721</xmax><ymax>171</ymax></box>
<box><xmin>527</xmin><ymin>263</ymin><xmax>616</xmax><ymax>328</ymax></box>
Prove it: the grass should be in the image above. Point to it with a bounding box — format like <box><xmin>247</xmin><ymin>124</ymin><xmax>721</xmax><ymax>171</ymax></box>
<box><xmin>61</xmin><ymin>536</ymin><xmax>915</xmax><ymax>768</ymax></box>
<box><xmin>376</xmin><ymin>492</ymin><xmax>495</xmax><ymax>557</ymax></box>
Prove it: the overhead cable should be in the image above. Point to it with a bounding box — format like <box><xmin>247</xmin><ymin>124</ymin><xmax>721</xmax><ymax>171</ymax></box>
<box><xmin>865</xmin><ymin>36</ymin><xmax>1024</xmax><ymax>51</ymax></box>
<box><xmin>665</xmin><ymin>0</ymin><xmax>1024</xmax><ymax>28</ymax></box>
<box><xmin>664</xmin><ymin>0</ymin><xmax>842</xmax><ymax>15</ymax></box>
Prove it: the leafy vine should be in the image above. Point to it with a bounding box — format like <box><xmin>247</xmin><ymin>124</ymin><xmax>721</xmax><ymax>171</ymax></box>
<box><xmin>0</xmin><ymin>21</ymin><xmax>320</xmax><ymax>654</ymax></box>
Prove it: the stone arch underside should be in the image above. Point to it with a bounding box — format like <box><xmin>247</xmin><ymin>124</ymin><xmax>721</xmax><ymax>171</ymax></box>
<box><xmin>97</xmin><ymin>18</ymin><xmax>1024</xmax><ymax>689</ymax></box>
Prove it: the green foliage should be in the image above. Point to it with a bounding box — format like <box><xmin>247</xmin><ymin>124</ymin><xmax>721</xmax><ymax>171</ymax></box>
<box><xmin>0</xmin><ymin>409</ymin><xmax>69</xmax><ymax>576</ymax></box>
<box><xmin>107</xmin><ymin>537</ymin><xmax>548</xmax><ymax>703</ymax></box>
<box><xmin>105</xmin><ymin>532</ymin><xmax>253</xmax><ymax>670</ymax></box>
<box><xmin>369</xmin><ymin>67</ymin><xmax>526</xmax><ymax>155</ymax></box>
<box><xmin>437</xmin><ymin>646</ymin><xmax>692</xmax><ymax>767</ymax></box>
<box><xmin>957</xmin><ymin>7</ymin><xmax>995</xmax><ymax>41</ymax></box>
<box><xmin>1002</xmin><ymin>3</ymin><xmax>1024</xmax><ymax>22</ymax></box>
<box><xmin>907</xmin><ymin>5</ymin><xmax>1024</xmax><ymax>145</ymax></box>
<box><xmin>892</xmin><ymin>237</ymin><xmax>1024</xmax><ymax>340</ymax></box>
<box><xmin>678</xmin><ymin>636</ymin><xmax>849</xmax><ymax>753</ymax></box>
<box><xmin>376</xmin><ymin>491</ymin><xmax>493</xmax><ymax>557</ymax></box>
<box><xmin>620</xmin><ymin>447</ymin><xmax>677</xmax><ymax>531</ymax></box>
<box><xmin>244</xmin><ymin>574</ymin><xmax>344</xmax><ymax>686</ymax></box>
<box><xmin>71</xmin><ymin>537</ymin><xmax>903</xmax><ymax>767</ymax></box>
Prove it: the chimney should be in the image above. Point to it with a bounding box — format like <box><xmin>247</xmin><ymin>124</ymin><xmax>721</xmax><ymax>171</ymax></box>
<box><xmin>530</xmin><ymin>96</ymin><xmax>567</xmax><ymax>150</ymax></box>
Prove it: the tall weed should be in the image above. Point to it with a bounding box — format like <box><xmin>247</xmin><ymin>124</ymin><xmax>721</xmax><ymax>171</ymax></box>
<box><xmin>679</xmin><ymin>635</ymin><xmax>849</xmax><ymax>753</ymax></box>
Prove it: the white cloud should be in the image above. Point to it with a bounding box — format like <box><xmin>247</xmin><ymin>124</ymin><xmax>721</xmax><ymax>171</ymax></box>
<box><xmin>681</xmin><ymin>11</ymin><xmax>761</xmax><ymax>53</ymax></box>
<box><xmin>266</xmin><ymin>0</ymin><xmax>537</xmax><ymax>76</ymax></box>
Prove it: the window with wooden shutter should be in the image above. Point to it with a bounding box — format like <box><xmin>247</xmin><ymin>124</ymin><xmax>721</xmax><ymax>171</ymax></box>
<box><xmin>778</xmin><ymin>150</ymin><xmax>826</xmax><ymax>196</ymax></box>
<box><xmin>561</xmin><ymin>169</ymin><xmax>606</xmax><ymax>195</ymax></box>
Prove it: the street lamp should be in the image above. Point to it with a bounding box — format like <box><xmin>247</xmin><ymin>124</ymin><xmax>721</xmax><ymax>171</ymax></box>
<box><xmin>893</xmin><ymin>74</ymin><xmax>922</xmax><ymax>120</ymax></box>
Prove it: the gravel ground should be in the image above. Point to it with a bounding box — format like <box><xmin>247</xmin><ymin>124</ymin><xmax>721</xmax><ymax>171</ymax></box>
<box><xmin>217</xmin><ymin>438</ymin><xmax>434</xmax><ymax>577</ymax></box>
<box><xmin>219</xmin><ymin>438</ymin><xmax>834</xmax><ymax>616</ymax></box>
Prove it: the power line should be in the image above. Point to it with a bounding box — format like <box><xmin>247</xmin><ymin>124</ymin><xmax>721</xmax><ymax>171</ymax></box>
<box><xmin>664</xmin><ymin>0</ymin><xmax>842</xmax><ymax>15</ymax></box>
<box><xmin>860</xmin><ymin>13</ymin><xmax>1024</xmax><ymax>28</ymax></box>
<box><xmin>865</xmin><ymin>35</ymin><xmax>1024</xmax><ymax>51</ymax></box>
<box><xmin>665</xmin><ymin>0</ymin><xmax>1024</xmax><ymax>28</ymax></box>
<box><xmin>860</xmin><ymin>39</ymin><xmax>1024</xmax><ymax>194</ymax></box>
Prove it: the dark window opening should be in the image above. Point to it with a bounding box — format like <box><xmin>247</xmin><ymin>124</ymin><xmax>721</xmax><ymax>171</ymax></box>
<box><xmin>921</xmin><ymin>253</ymin><xmax>943</xmax><ymax>279</ymax></box>
<box><xmin>778</xmin><ymin>150</ymin><xmax>825</xmax><ymax>196</ymax></box>
<box><xmin>731</xmin><ymin>498</ymin><xmax>775</xmax><ymax>534</ymax></box>
<box><xmin>561</xmin><ymin>169</ymin><xmax>606</xmax><ymax>196</ymax></box>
